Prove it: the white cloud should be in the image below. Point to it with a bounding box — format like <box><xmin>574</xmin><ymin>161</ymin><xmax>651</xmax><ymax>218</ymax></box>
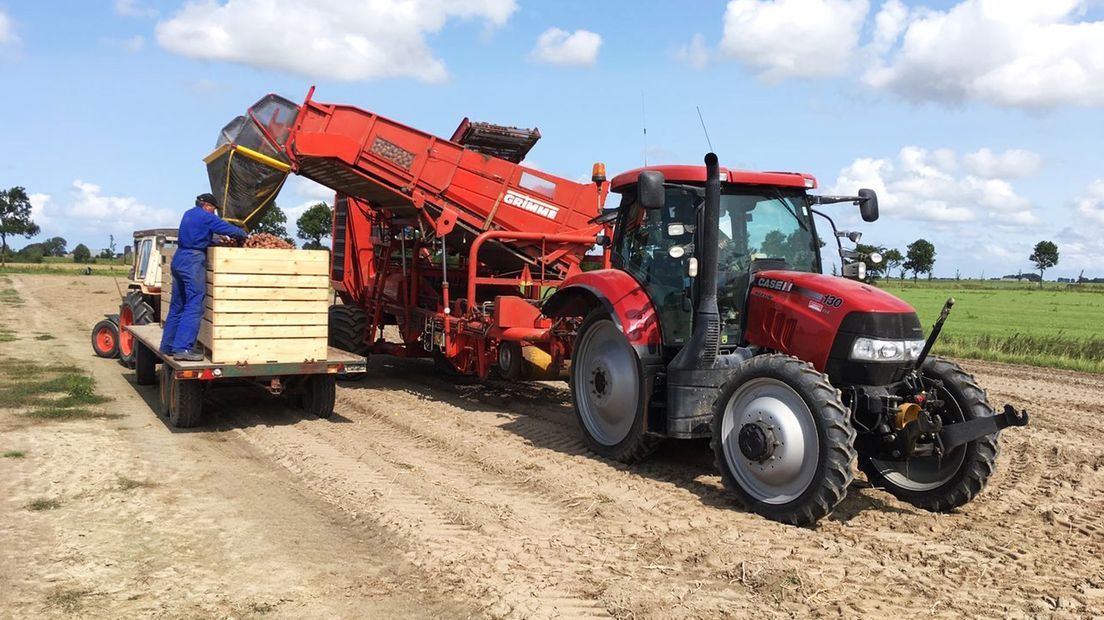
<box><xmin>1055</xmin><ymin>226</ymin><xmax>1104</xmax><ymax>271</ymax></box>
<box><xmin>864</xmin><ymin>0</ymin><xmax>1104</xmax><ymax>109</ymax></box>
<box><xmin>676</xmin><ymin>33</ymin><xmax>710</xmax><ymax>70</ymax></box>
<box><xmin>1074</xmin><ymin>179</ymin><xmax>1104</xmax><ymax>226</ymax></box>
<box><xmin>156</xmin><ymin>0</ymin><xmax>517</xmax><ymax>82</ymax></box>
<box><xmin>292</xmin><ymin>178</ymin><xmax>335</xmax><ymax>203</ymax></box>
<box><xmin>962</xmin><ymin>148</ymin><xmax>1042</xmax><ymax>178</ymax></box>
<box><xmin>530</xmin><ymin>27</ymin><xmax>602</xmax><ymax>66</ymax></box>
<box><xmin>103</xmin><ymin>35</ymin><xmax>146</xmax><ymax>53</ymax></box>
<box><xmin>114</xmin><ymin>0</ymin><xmax>157</xmax><ymax>18</ymax></box>
<box><xmin>31</xmin><ymin>182</ymin><xmax>176</xmax><ymax>248</ymax></box>
<box><xmin>829</xmin><ymin>146</ymin><xmax>1040</xmax><ymax>226</ymax></box>
<box><xmin>0</xmin><ymin>10</ymin><xmax>18</xmax><ymax>46</ymax></box>
<box><xmin>719</xmin><ymin>0</ymin><xmax>869</xmax><ymax>80</ymax></box>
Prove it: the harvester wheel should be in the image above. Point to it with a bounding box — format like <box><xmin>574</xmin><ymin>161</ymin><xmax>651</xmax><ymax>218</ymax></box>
<box><xmin>711</xmin><ymin>354</ymin><xmax>856</xmax><ymax>526</ymax></box>
<box><xmin>329</xmin><ymin>305</ymin><xmax>369</xmax><ymax>381</ymax></box>
<box><xmin>134</xmin><ymin>342</ymin><xmax>157</xmax><ymax>386</ymax></box>
<box><xmin>860</xmin><ymin>357</ymin><xmax>999</xmax><ymax>512</ymax></box>
<box><xmin>168</xmin><ymin>374</ymin><xmax>203</xmax><ymax>428</ymax></box>
<box><xmin>301</xmin><ymin>375</ymin><xmax>337</xmax><ymax>418</ymax></box>
<box><xmin>118</xmin><ymin>291</ymin><xmax>154</xmax><ymax>369</ymax></box>
<box><xmin>496</xmin><ymin>341</ymin><xmax>524</xmax><ymax>381</ymax></box>
<box><xmin>91</xmin><ymin>319</ymin><xmax>119</xmax><ymax>358</ymax></box>
<box><xmin>570</xmin><ymin>310</ymin><xmax>661</xmax><ymax>464</ymax></box>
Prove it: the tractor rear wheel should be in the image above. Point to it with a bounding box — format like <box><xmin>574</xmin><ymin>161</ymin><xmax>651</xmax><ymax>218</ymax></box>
<box><xmin>860</xmin><ymin>357</ymin><xmax>999</xmax><ymax>512</ymax></box>
<box><xmin>711</xmin><ymin>354</ymin><xmax>856</xmax><ymax>526</ymax></box>
<box><xmin>91</xmin><ymin>319</ymin><xmax>119</xmax><ymax>358</ymax></box>
<box><xmin>118</xmin><ymin>291</ymin><xmax>154</xmax><ymax>369</ymax></box>
<box><xmin>570</xmin><ymin>310</ymin><xmax>661</xmax><ymax>464</ymax></box>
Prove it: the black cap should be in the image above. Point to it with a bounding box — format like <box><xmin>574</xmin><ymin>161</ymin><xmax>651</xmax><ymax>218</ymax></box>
<box><xmin>196</xmin><ymin>192</ymin><xmax>219</xmax><ymax>207</ymax></box>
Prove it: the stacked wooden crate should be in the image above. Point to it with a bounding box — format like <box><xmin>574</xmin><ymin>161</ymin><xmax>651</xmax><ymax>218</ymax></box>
<box><xmin>198</xmin><ymin>247</ymin><xmax>330</xmax><ymax>363</ymax></box>
<box><xmin>159</xmin><ymin>246</ymin><xmax>176</xmax><ymax>322</ymax></box>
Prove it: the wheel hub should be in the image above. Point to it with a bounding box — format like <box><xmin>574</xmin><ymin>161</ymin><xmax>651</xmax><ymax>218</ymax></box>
<box><xmin>738</xmin><ymin>422</ymin><xmax>776</xmax><ymax>462</ymax></box>
<box><xmin>590</xmin><ymin>364</ymin><xmax>610</xmax><ymax>399</ymax></box>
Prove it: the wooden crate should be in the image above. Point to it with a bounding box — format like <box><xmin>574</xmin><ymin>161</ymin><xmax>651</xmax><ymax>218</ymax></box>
<box><xmin>198</xmin><ymin>247</ymin><xmax>330</xmax><ymax>363</ymax></box>
<box><xmin>159</xmin><ymin>246</ymin><xmax>176</xmax><ymax>322</ymax></box>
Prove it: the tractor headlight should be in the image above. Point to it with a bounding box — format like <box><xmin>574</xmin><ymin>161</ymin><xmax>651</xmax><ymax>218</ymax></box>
<box><xmin>850</xmin><ymin>337</ymin><xmax>926</xmax><ymax>362</ymax></box>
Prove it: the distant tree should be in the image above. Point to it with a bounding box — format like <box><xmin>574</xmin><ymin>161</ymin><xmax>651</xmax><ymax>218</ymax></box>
<box><xmin>41</xmin><ymin>236</ymin><xmax>67</xmax><ymax>257</ymax></box>
<box><xmin>72</xmin><ymin>243</ymin><xmax>92</xmax><ymax>264</ymax></box>
<box><xmin>855</xmin><ymin>243</ymin><xmax>887</xmax><ymax>281</ymax></box>
<box><xmin>252</xmin><ymin>204</ymin><xmax>293</xmax><ymax>243</ymax></box>
<box><xmin>16</xmin><ymin>243</ymin><xmax>45</xmax><ymax>263</ymax></box>
<box><xmin>1029</xmin><ymin>240</ymin><xmax>1058</xmax><ymax>287</ymax></box>
<box><xmin>904</xmin><ymin>239</ymin><xmax>936</xmax><ymax>280</ymax></box>
<box><xmin>0</xmin><ymin>186</ymin><xmax>40</xmax><ymax>267</ymax></box>
<box><xmin>296</xmin><ymin>202</ymin><xmax>333</xmax><ymax>250</ymax></box>
<box><xmin>98</xmin><ymin>235</ymin><xmax>116</xmax><ymax>260</ymax></box>
<box><xmin>882</xmin><ymin>248</ymin><xmax>904</xmax><ymax>280</ymax></box>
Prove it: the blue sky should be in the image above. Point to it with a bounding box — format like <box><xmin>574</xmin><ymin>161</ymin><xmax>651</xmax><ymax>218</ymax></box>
<box><xmin>1</xmin><ymin>0</ymin><xmax>1102</xmax><ymax>278</ymax></box>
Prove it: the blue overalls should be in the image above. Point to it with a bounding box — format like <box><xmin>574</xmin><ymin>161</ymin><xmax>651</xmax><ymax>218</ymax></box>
<box><xmin>160</xmin><ymin>207</ymin><xmax>247</xmax><ymax>354</ymax></box>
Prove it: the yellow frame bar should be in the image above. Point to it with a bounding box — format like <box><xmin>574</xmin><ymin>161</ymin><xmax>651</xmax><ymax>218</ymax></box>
<box><xmin>202</xmin><ymin>143</ymin><xmax>292</xmax><ymax>173</ymax></box>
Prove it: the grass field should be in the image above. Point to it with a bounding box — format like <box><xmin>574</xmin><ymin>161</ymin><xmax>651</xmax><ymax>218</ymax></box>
<box><xmin>878</xmin><ymin>279</ymin><xmax>1104</xmax><ymax>373</ymax></box>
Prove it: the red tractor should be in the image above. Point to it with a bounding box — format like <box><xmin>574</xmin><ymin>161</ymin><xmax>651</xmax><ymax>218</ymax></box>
<box><xmin>206</xmin><ymin>91</ymin><xmax>1027</xmax><ymax>525</ymax></box>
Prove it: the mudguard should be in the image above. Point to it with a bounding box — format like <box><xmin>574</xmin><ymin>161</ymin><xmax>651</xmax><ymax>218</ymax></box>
<box><xmin>542</xmin><ymin>269</ymin><xmax>662</xmax><ymax>354</ymax></box>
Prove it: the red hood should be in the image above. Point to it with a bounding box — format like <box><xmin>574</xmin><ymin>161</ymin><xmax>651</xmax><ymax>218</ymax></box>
<box><xmin>755</xmin><ymin>270</ymin><xmax>916</xmax><ymax>314</ymax></box>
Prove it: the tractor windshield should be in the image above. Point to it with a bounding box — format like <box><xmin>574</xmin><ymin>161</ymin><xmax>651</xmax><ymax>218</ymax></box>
<box><xmin>612</xmin><ymin>184</ymin><xmax>819</xmax><ymax>348</ymax></box>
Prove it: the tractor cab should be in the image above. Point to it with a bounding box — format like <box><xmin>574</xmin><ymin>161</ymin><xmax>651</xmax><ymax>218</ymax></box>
<box><xmin>606</xmin><ymin>166</ymin><xmax>867</xmax><ymax>352</ymax></box>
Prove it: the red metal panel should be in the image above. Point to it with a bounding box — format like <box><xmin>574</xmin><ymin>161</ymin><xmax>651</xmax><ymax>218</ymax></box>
<box><xmin>556</xmin><ymin>270</ymin><xmax>662</xmax><ymax>347</ymax></box>
<box><xmin>494</xmin><ymin>295</ymin><xmax>542</xmax><ymax>329</ymax></box>
<box><xmin>610</xmin><ymin>165</ymin><xmax>816</xmax><ymax>191</ymax></box>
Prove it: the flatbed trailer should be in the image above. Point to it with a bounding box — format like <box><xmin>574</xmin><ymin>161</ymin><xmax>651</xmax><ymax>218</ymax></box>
<box><xmin>127</xmin><ymin>323</ymin><xmax>367</xmax><ymax>428</ymax></box>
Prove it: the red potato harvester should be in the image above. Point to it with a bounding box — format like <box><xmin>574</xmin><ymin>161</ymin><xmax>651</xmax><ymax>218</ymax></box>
<box><xmin>204</xmin><ymin>89</ymin><xmax>1028</xmax><ymax>525</ymax></box>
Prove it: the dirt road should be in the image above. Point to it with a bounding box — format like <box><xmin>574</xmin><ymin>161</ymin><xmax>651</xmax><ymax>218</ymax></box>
<box><xmin>3</xmin><ymin>273</ymin><xmax>1102</xmax><ymax>618</ymax></box>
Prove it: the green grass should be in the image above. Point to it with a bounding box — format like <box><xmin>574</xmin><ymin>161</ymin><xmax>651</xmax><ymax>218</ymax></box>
<box><xmin>0</xmin><ymin>288</ymin><xmax>22</xmax><ymax>306</ymax></box>
<box><xmin>0</xmin><ymin>329</ymin><xmax>14</xmax><ymax>343</ymax></box>
<box><xmin>0</xmin><ymin>361</ymin><xmax>115</xmax><ymax>420</ymax></box>
<box><xmin>3</xmin><ymin>450</ymin><xmax>25</xmax><ymax>458</ymax></box>
<box><xmin>26</xmin><ymin>497</ymin><xmax>62</xmax><ymax>511</ymax></box>
<box><xmin>34</xmin><ymin>334</ymin><xmax>56</xmax><ymax>341</ymax></box>
<box><xmin>0</xmin><ymin>265</ymin><xmax>126</xmax><ymax>277</ymax></box>
<box><xmin>878</xmin><ymin>280</ymin><xmax>1104</xmax><ymax>373</ymax></box>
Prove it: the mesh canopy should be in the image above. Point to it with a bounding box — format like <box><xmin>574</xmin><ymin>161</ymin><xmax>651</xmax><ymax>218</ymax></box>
<box><xmin>205</xmin><ymin>95</ymin><xmax>298</xmax><ymax>228</ymax></box>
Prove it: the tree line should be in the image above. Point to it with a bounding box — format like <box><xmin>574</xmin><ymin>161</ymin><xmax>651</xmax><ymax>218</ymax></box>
<box><xmin>1</xmin><ymin>183</ymin><xmax>333</xmax><ymax>266</ymax></box>
<box><xmin>856</xmin><ymin>238</ymin><xmax>1061</xmax><ymax>284</ymax></box>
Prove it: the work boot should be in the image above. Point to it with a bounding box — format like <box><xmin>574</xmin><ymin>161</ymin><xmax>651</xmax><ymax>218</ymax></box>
<box><xmin>173</xmin><ymin>350</ymin><xmax>203</xmax><ymax>362</ymax></box>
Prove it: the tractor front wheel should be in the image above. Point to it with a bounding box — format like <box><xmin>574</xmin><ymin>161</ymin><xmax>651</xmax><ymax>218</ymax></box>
<box><xmin>91</xmin><ymin>319</ymin><xmax>119</xmax><ymax>358</ymax></box>
<box><xmin>859</xmin><ymin>357</ymin><xmax>999</xmax><ymax>512</ymax></box>
<box><xmin>570</xmin><ymin>310</ymin><xmax>661</xmax><ymax>464</ymax></box>
<box><xmin>711</xmin><ymin>354</ymin><xmax>856</xmax><ymax>526</ymax></box>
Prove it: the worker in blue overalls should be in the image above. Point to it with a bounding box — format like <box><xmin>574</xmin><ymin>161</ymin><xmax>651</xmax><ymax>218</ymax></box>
<box><xmin>160</xmin><ymin>193</ymin><xmax>247</xmax><ymax>361</ymax></box>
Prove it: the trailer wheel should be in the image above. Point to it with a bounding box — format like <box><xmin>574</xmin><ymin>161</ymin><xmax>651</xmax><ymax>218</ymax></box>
<box><xmin>118</xmin><ymin>291</ymin><xmax>154</xmax><ymax>369</ymax></box>
<box><xmin>711</xmin><ymin>354</ymin><xmax>856</xmax><ymax>526</ymax></box>
<box><xmin>860</xmin><ymin>357</ymin><xmax>999</xmax><ymax>512</ymax></box>
<box><xmin>496</xmin><ymin>341</ymin><xmax>524</xmax><ymax>381</ymax></box>
<box><xmin>570</xmin><ymin>310</ymin><xmax>661</xmax><ymax>464</ymax></box>
<box><xmin>134</xmin><ymin>342</ymin><xmax>157</xmax><ymax>386</ymax></box>
<box><xmin>302</xmin><ymin>375</ymin><xmax>336</xmax><ymax>418</ymax></box>
<box><xmin>169</xmin><ymin>375</ymin><xmax>203</xmax><ymax>428</ymax></box>
<box><xmin>158</xmin><ymin>364</ymin><xmax>173</xmax><ymax>417</ymax></box>
<box><xmin>91</xmin><ymin>319</ymin><xmax>119</xmax><ymax>358</ymax></box>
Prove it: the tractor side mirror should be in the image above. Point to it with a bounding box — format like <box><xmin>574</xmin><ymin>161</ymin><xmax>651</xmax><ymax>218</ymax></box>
<box><xmin>858</xmin><ymin>188</ymin><xmax>879</xmax><ymax>222</ymax></box>
<box><xmin>638</xmin><ymin>171</ymin><xmax>665</xmax><ymax>209</ymax></box>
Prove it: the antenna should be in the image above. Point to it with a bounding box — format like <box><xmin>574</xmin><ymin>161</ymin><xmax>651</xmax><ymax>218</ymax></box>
<box><xmin>696</xmin><ymin>106</ymin><xmax>714</xmax><ymax>152</ymax></box>
<box><xmin>641</xmin><ymin>91</ymin><xmax>648</xmax><ymax>166</ymax></box>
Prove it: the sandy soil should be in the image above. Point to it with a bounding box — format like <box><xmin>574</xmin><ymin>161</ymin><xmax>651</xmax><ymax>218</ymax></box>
<box><xmin>2</xmin><ymin>272</ymin><xmax>1102</xmax><ymax>619</ymax></box>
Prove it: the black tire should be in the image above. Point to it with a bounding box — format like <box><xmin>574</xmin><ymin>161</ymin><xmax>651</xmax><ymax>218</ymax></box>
<box><xmin>495</xmin><ymin>341</ymin><xmax>524</xmax><ymax>381</ymax></box>
<box><xmin>134</xmin><ymin>342</ymin><xmax>157</xmax><ymax>386</ymax></box>
<box><xmin>569</xmin><ymin>310</ymin><xmax>661</xmax><ymax>464</ymax></box>
<box><xmin>301</xmin><ymin>375</ymin><xmax>336</xmax><ymax>418</ymax></box>
<box><xmin>859</xmin><ymin>357</ymin><xmax>999</xmax><ymax>512</ymax></box>
<box><xmin>118</xmin><ymin>291</ymin><xmax>154</xmax><ymax>369</ymax></box>
<box><xmin>328</xmin><ymin>304</ymin><xmax>369</xmax><ymax>355</ymax></box>
<box><xmin>158</xmin><ymin>364</ymin><xmax>173</xmax><ymax>417</ymax></box>
<box><xmin>169</xmin><ymin>375</ymin><xmax>203</xmax><ymax>428</ymax></box>
<box><xmin>91</xmin><ymin>319</ymin><xmax>119</xmax><ymax>358</ymax></box>
<box><xmin>710</xmin><ymin>354</ymin><xmax>856</xmax><ymax>526</ymax></box>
